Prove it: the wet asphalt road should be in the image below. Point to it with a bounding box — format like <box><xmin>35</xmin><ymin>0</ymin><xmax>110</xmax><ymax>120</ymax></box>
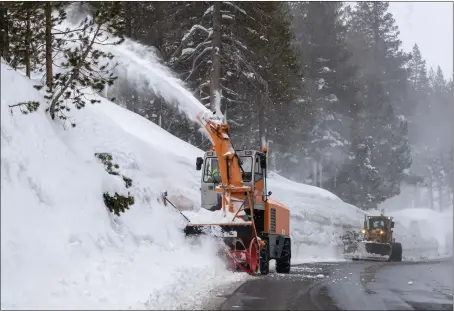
<box><xmin>220</xmin><ymin>258</ymin><xmax>453</xmax><ymax>310</ymax></box>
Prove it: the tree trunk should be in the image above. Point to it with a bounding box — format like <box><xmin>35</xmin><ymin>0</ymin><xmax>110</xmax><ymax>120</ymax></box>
<box><xmin>25</xmin><ymin>7</ymin><xmax>31</xmax><ymax>78</ymax></box>
<box><xmin>438</xmin><ymin>151</ymin><xmax>444</xmax><ymax>211</ymax></box>
<box><xmin>45</xmin><ymin>1</ymin><xmax>52</xmax><ymax>90</ymax></box>
<box><xmin>124</xmin><ymin>1</ymin><xmax>132</xmax><ymax>38</ymax></box>
<box><xmin>258</xmin><ymin>98</ymin><xmax>266</xmax><ymax>150</ymax></box>
<box><xmin>0</xmin><ymin>4</ymin><xmax>9</xmax><ymax>62</ymax></box>
<box><xmin>210</xmin><ymin>1</ymin><xmax>221</xmax><ymax>115</ymax></box>
<box><xmin>312</xmin><ymin>160</ymin><xmax>317</xmax><ymax>186</ymax></box>
<box><xmin>414</xmin><ymin>183</ymin><xmax>419</xmax><ymax>207</ymax></box>
<box><xmin>429</xmin><ymin>173</ymin><xmax>434</xmax><ymax>210</ymax></box>
<box><xmin>438</xmin><ymin>182</ymin><xmax>443</xmax><ymax>211</ymax></box>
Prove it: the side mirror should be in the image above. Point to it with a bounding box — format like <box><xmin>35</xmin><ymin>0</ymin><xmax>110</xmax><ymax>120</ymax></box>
<box><xmin>263</xmin><ymin>191</ymin><xmax>272</xmax><ymax>202</ymax></box>
<box><xmin>391</xmin><ymin>222</ymin><xmax>394</xmax><ymax>228</ymax></box>
<box><xmin>196</xmin><ymin>157</ymin><xmax>203</xmax><ymax>171</ymax></box>
<box><xmin>260</xmin><ymin>156</ymin><xmax>267</xmax><ymax>169</ymax></box>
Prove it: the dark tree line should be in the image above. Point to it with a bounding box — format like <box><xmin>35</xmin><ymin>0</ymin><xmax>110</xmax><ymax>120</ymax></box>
<box><xmin>2</xmin><ymin>1</ymin><xmax>451</xmax><ymax>211</ymax></box>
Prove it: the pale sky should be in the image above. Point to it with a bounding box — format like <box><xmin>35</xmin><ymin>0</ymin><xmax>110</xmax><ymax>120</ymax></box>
<box><xmin>388</xmin><ymin>2</ymin><xmax>453</xmax><ymax>79</ymax></box>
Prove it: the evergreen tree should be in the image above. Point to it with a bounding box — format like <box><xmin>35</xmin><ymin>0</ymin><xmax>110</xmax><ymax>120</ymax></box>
<box><xmin>341</xmin><ymin>2</ymin><xmax>412</xmax><ymax>207</ymax></box>
<box><xmin>4</xmin><ymin>2</ymin><xmax>45</xmax><ymax>77</ymax></box>
<box><xmin>47</xmin><ymin>2</ymin><xmax>125</xmax><ymax>124</ymax></box>
<box><xmin>163</xmin><ymin>1</ymin><xmax>303</xmax><ymax>153</ymax></box>
<box><xmin>347</xmin><ymin>2</ymin><xmax>411</xmax><ymax>117</ymax></box>
<box><xmin>290</xmin><ymin>2</ymin><xmax>359</xmax><ymax>185</ymax></box>
<box><xmin>407</xmin><ymin>44</ymin><xmax>430</xmax><ymax>117</ymax></box>
<box><xmin>335</xmin><ymin>136</ymin><xmax>383</xmax><ymax>209</ymax></box>
<box><xmin>408</xmin><ymin>44</ymin><xmax>429</xmax><ymax>91</ymax></box>
<box><xmin>432</xmin><ymin>66</ymin><xmax>447</xmax><ymax>94</ymax></box>
<box><xmin>236</xmin><ymin>2</ymin><xmax>303</xmax><ymax>153</ymax></box>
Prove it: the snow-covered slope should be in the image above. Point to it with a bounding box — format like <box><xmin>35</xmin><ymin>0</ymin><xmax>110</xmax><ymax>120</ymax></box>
<box><xmin>1</xmin><ymin>62</ymin><xmax>247</xmax><ymax>310</ymax></box>
<box><xmin>1</xmin><ymin>57</ymin><xmax>363</xmax><ymax>309</ymax></box>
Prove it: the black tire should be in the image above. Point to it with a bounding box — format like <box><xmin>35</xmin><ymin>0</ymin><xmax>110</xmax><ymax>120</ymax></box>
<box><xmin>276</xmin><ymin>238</ymin><xmax>291</xmax><ymax>273</ymax></box>
<box><xmin>390</xmin><ymin>242</ymin><xmax>402</xmax><ymax>262</ymax></box>
<box><xmin>260</xmin><ymin>241</ymin><xmax>270</xmax><ymax>275</ymax></box>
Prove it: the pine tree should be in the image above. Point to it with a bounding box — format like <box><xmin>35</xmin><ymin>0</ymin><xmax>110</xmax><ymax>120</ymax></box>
<box><xmin>335</xmin><ymin>136</ymin><xmax>383</xmax><ymax>209</ymax></box>
<box><xmin>347</xmin><ymin>2</ymin><xmax>411</xmax><ymax>116</ymax></box>
<box><xmin>256</xmin><ymin>2</ymin><xmax>303</xmax><ymax>154</ymax></box>
<box><xmin>290</xmin><ymin>2</ymin><xmax>359</xmax><ymax>186</ymax></box>
<box><xmin>47</xmin><ymin>2</ymin><xmax>125</xmax><ymax>124</ymax></box>
<box><xmin>233</xmin><ymin>2</ymin><xmax>303</xmax><ymax>153</ymax></box>
<box><xmin>408</xmin><ymin>44</ymin><xmax>429</xmax><ymax>91</ymax></box>
<box><xmin>165</xmin><ymin>1</ymin><xmax>302</xmax><ymax>153</ymax></box>
<box><xmin>5</xmin><ymin>2</ymin><xmax>46</xmax><ymax>77</ymax></box>
<box><xmin>432</xmin><ymin>66</ymin><xmax>447</xmax><ymax>94</ymax></box>
<box><xmin>0</xmin><ymin>2</ymin><xmax>10</xmax><ymax>62</ymax></box>
<box><xmin>340</xmin><ymin>1</ymin><xmax>413</xmax><ymax>207</ymax></box>
<box><xmin>406</xmin><ymin>44</ymin><xmax>431</xmax><ymax>117</ymax></box>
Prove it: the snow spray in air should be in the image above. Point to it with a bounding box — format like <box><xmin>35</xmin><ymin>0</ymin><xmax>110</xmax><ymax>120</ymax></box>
<box><xmin>60</xmin><ymin>5</ymin><xmax>215</xmax><ymax>124</ymax></box>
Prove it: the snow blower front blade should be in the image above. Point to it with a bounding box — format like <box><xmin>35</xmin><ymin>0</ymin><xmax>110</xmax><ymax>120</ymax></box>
<box><xmin>344</xmin><ymin>240</ymin><xmax>391</xmax><ymax>261</ymax></box>
<box><xmin>184</xmin><ymin>222</ymin><xmax>260</xmax><ymax>274</ymax></box>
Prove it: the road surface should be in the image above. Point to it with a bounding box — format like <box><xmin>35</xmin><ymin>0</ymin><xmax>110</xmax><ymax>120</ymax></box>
<box><xmin>219</xmin><ymin>258</ymin><xmax>453</xmax><ymax>310</ymax></box>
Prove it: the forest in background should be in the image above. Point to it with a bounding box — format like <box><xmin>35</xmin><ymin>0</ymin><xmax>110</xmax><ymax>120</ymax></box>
<box><xmin>0</xmin><ymin>1</ymin><xmax>452</xmax><ymax>211</ymax></box>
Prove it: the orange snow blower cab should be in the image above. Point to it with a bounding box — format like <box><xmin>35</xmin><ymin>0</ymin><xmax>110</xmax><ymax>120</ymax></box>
<box><xmin>162</xmin><ymin>112</ymin><xmax>291</xmax><ymax>275</ymax></box>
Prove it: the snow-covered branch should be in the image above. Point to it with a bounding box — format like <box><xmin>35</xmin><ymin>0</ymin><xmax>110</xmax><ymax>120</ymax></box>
<box><xmin>170</xmin><ymin>25</ymin><xmax>213</xmax><ymax>62</ymax></box>
<box><xmin>221</xmin><ymin>84</ymin><xmax>240</xmax><ymax>97</ymax></box>
<box><xmin>223</xmin><ymin>2</ymin><xmax>248</xmax><ymax>17</ymax></box>
<box><xmin>185</xmin><ymin>47</ymin><xmax>212</xmax><ymax>81</ymax></box>
<box><xmin>221</xmin><ymin>36</ymin><xmax>250</xmax><ymax>55</ymax></box>
<box><xmin>193</xmin><ymin>81</ymin><xmax>210</xmax><ymax>95</ymax></box>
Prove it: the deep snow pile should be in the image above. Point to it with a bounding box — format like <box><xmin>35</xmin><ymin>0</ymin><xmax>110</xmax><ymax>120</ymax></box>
<box><xmin>1</xmin><ymin>62</ymin><xmax>248</xmax><ymax>310</ymax></box>
<box><xmin>372</xmin><ymin>207</ymin><xmax>453</xmax><ymax>260</ymax></box>
<box><xmin>266</xmin><ymin>172</ymin><xmax>366</xmax><ymax>263</ymax></box>
<box><xmin>0</xmin><ymin>58</ymin><xmax>365</xmax><ymax>310</ymax></box>
<box><xmin>377</xmin><ymin>184</ymin><xmax>453</xmax><ymax>259</ymax></box>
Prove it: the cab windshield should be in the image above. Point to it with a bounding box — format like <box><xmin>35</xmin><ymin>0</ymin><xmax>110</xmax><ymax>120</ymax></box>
<box><xmin>203</xmin><ymin>156</ymin><xmax>253</xmax><ymax>183</ymax></box>
<box><xmin>369</xmin><ymin>218</ymin><xmax>388</xmax><ymax>229</ymax></box>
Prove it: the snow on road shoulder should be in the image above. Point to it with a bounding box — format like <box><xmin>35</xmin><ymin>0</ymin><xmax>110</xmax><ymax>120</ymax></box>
<box><xmin>1</xmin><ymin>61</ymin><xmax>247</xmax><ymax>310</ymax></box>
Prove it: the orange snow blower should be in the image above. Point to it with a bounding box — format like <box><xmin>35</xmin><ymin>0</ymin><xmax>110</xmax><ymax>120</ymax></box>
<box><xmin>162</xmin><ymin>112</ymin><xmax>291</xmax><ymax>275</ymax></box>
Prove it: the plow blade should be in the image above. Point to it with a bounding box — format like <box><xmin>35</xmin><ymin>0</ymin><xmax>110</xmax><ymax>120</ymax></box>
<box><xmin>184</xmin><ymin>222</ymin><xmax>260</xmax><ymax>275</ymax></box>
<box><xmin>365</xmin><ymin>242</ymin><xmax>392</xmax><ymax>256</ymax></box>
<box><xmin>343</xmin><ymin>241</ymin><xmax>391</xmax><ymax>261</ymax></box>
<box><xmin>184</xmin><ymin>222</ymin><xmax>253</xmax><ymax>239</ymax></box>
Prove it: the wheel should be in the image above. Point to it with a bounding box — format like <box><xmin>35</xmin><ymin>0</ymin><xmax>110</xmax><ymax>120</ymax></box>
<box><xmin>390</xmin><ymin>242</ymin><xmax>402</xmax><ymax>262</ymax></box>
<box><xmin>276</xmin><ymin>238</ymin><xmax>291</xmax><ymax>273</ymax></box>
<box><xmin>259</xmin><ymin>240</ymin><xmax>270</xmax><ymax>275</ymax></box>
<box><xmin>248</xmin><ymin>238</ymin><xmax>260</xmax><ymax>274</ymax></box>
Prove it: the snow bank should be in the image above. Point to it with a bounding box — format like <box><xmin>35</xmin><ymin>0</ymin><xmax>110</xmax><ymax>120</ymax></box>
<box><xmin>267</xmin><ymin>172</ymin><xmax>366</xmax><ymax>263</ymax></box>
<box><xmin>0</xmin><ymin>58</ymin><xmax>364</xmax><ymax>310</ymax></box>
<box><xmin>366</xmin><ymin>204</ymin><xmax>452</xmax><ymax>260</ymax></box>
<box><xmin>389</xmin><ymin>208</ymin><xmax>453</xmax><ymax>259</ymax></box>
<box><xmin>1</xmin><ymin>62</ymin><xmax>248</xmax><ymax>310</ymax></box>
